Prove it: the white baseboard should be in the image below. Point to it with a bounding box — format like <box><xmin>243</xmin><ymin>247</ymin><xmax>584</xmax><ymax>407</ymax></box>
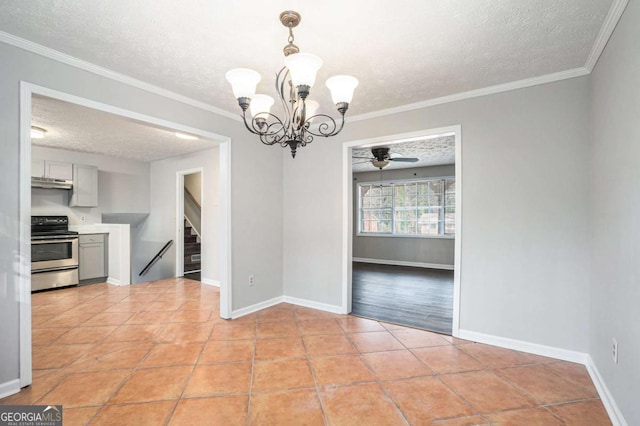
<box><xmin>231</xmin><ymin>296</ymin><xmax>284</xmax><ymax>319</ymax></box>
<box><xmin>107</xmin><ymin>277</ymin><xmax>121</xmax><ymax>286</ymax></box>
<box><xmin>457</xmin><ymin>329</ymin><xmax>588</xmax><ymax>364</ymax></box>
<box><xmin>0</xmin><ymin>379</ymin><xmax>20</xmax><ymax>399</ymax></box>
<box><xmin>200</xmin><ymin>278</ymin><xmax>220</xmax><ymax>287</ymax></box>
<box><xmin>353</xmin><ymin>257</ymin><xmax>454</xmax><ymax>271</ymax></box>
<box><xmin>283</xmin><ymin>296</ymin><xmax>345</xmax><ymax>315</ymax></box>
<box><xmin>585</xmin><ymin>355</ymin><xmax>628</xmax><ymax>426</ymax></box>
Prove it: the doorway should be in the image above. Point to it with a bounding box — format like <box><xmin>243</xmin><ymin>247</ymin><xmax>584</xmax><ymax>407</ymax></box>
<box><xmin>342</xmin><ymin>126</ymin><xmax>462</xmax><ymax>337</ymax></box>
<box><xmin>177</xmin><ymin>170</ymin><xmax>203</xmax><ymax>281</ymax></box>
<box><xmin>18</xmin><ymin>82</ymin><xmax>233</xmax><ymax>388</ymax></box>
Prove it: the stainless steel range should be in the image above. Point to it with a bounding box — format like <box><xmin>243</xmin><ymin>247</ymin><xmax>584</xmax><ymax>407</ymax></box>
<box><xmin>31</xmin><ymin>216</ymin><xmax>79</xmax><ymax>292</ymax></box>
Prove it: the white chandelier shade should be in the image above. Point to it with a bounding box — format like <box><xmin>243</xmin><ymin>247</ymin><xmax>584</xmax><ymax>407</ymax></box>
<box><xmin>249</xmin><ymin>94</ymin><xmax>275</xmax><ymax>119</ymax></box>
<box><xmin>326</xmin><ymin>75</ymin><xmax>359</xmax><ymax>104</ymax></box>
<box><xmin>225</xmin><ymin>68</ymin><xmax>261</xmax><ymax>99</ymax></box>
<box><xmin>283</xmin><ymin>53</ymin><xmax>323</xmax><ymax>88</ymax></box>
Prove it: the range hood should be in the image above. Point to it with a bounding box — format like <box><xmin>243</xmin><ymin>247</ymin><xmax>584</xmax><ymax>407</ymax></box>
<box><xmin>31</xmin><ymin>176</ymin><xmax>73</xmax><ymax>190</ymax></box>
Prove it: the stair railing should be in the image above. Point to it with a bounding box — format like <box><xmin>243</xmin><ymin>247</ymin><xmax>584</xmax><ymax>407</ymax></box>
<box><xmin>139</xmin><ymin>240</ymin><xmax>174</xmax><ymax>276</ymax></box>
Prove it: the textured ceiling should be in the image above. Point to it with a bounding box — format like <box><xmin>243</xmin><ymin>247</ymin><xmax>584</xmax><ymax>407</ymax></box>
<box><xmin>31</xmin><ymin>95</ymin><xmax>217</xmax><ymax>162</ymax></box>
<box><xmin>0</xmin><ymin>0</ymin><xmax>613</xmax><ymax>118</ymax></box>
<box><xmin>352</xmin><ymin>135</ymin><xmax>455</xmax><ymax>172</ymax></box>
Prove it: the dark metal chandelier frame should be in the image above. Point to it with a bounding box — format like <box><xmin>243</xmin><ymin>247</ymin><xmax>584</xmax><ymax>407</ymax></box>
<box><xmin>237</xmin><ymin>67</ymin><xmax>348</xmax><ymax>158</ymax></box>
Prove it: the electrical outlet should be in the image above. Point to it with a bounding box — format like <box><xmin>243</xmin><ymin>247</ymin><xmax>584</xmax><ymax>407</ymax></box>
<box><xmin>612</xmin><ymin>338</ymin><xmax>618</xmax><ymax>364</ymax></box>
<box><xmin>81</xmin><ymin>215</ymin><xmax>86</xmax><ymax>222</ymax></box>
<box><xmin>249</xmin><ymin>274</ymin><xmax>255</xmax><ymax>287</ymax></box>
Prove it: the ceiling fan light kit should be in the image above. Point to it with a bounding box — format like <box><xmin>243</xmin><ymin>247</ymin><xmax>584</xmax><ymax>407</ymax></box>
<box><xmin>353</xmin><ymin>147</ymin><xmax>420</xmax><ymax>170</ymax></box>
<box><xmin>226</xmin><ymin>10</ymin><xmax>358</xmax><ymax>158</ymax></box>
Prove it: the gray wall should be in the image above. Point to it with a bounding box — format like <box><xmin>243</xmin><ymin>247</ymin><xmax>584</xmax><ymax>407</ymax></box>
<box><xmin>590</xmin><ymin>1</ymin><xmax>640</xmax><ymax>424</ymax></box>
<box><xmin>283</xmin><ymin>76</ymin><xmax>591</xmax><ymax>354</ymax></box>
<box><xmin>0</xmin><ymin>41</ymin><xmax>283</xmax><ymax>386</ymax></box>
<box><xmin>31</xmin><ymin>146</ymin><xmax>150</xmax><ymax>224</ymax></box>
<box><xmin>353</xmin><ymin>165</ymin><xmax>455</xmax><ymax>266</ymax></box>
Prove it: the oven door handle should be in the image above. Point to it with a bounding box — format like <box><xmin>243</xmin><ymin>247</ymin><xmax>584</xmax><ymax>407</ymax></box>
<box><xmin>32</xmin><ymin>265</ymin><xmax>79</xmax><ymax>274</ymax></box>
<box><xmin>31</xmin><ymin>238</ymin><xmax>78</xmax><ymax>244</ymax></box>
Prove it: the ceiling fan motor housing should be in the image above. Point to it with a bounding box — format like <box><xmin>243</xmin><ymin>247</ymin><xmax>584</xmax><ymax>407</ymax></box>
<box><xmin>371</xmin><ymin>147</ymin><xmax>390</xmax><ymax>161</ymax></box>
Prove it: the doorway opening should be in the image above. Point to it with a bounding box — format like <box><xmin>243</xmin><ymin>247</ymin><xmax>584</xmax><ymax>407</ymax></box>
<box><xmin>18</xmin><ymin>82</ymin><xmax>233</xmax><ymax>388</ymax></box>
<box><xmin>177</xmin><ymin>170</ymin><xmax>203</xmax><ymax>281</ymax></box>
<box><xmin>342</xmin><ymin>126</ymin><xmax>462</xmax><ymax>336</ymax></box>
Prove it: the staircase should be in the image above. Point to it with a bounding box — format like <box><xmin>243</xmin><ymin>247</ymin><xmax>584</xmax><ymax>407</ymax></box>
<box><xmin>183</xmin><ymin>219</ymin><xmax>201</xmax><ymax>279</ymax></box>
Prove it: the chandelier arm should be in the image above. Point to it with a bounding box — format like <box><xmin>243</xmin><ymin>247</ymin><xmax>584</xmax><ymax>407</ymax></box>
<box><xmin>241</xmin><ymin>111</ymin><xmax>263</xmax><ymax>136</ymax></box>
<box><xmin>304</xmin><ymin>113</ymin><xmax>346</xmax><ymax>138</ymax></box>
<box><xmin>276</xmin><ymin>67</ymin><xmax>293</xmax><ymax>134</ymax></box>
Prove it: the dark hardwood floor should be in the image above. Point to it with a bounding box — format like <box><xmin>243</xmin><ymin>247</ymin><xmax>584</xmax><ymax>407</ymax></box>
<box><xmin>351</xmin><ymin>262</ymin><xmax>453</xmax><ymax>334</ymax></box>
<box><xmin>183</xmin><ymin>271</ymin><xmax>201</xmax><ymax>281</ymax></box>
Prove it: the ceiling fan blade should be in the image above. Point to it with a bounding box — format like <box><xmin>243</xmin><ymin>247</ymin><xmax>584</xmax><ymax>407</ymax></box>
<box><xmin>389</xmin><ymin>157</ymin><xmax>419</xmax><ymax>162</ymax></box>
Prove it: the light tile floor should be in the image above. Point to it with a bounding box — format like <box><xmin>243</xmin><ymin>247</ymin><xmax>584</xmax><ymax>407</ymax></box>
<box><xmin>1</xmin><ymin>278</ymin><xmax>611</xmax><ymax>425</ymax></box>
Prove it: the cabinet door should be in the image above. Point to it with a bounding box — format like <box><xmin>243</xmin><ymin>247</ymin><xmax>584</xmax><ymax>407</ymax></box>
<box><xmin>31</xmin><ymin>160</ymin><xmax>45</xmax><ymax>178</ymax></box>
<box><xmin>79</xmin><ymin>243</ymin><xmax>105</xmax><ymax>280</ymax></box>
<box><xmin>70</xmin><ymin>164</ymin><xmax>98</xmax><ymax>207</ymax></box>
<box><xmin>46</xmin><ymin>161</ymin><xmax>73</xmax><ymax>180</ymax></box>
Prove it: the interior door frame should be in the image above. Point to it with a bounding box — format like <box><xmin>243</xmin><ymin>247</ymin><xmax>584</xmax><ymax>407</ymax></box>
<box><xmin>18</xmin><ymin>81</ymin><xmax>233</xmax><ymax>387</ymax></box>
<box><xmin>341</xmin><ymin>125</ymin><xmax>463</xmax><ymax>336</ymax></box>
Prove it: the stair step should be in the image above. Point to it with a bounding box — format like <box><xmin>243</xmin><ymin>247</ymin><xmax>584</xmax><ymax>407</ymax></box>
<box><xmin>184</xmin><ymin>262</ymin><xmax>201</xmax><ymax>272</ymax></box>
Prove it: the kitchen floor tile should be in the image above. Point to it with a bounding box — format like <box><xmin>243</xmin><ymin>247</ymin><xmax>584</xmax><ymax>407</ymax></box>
<box><xmin>303</xmin><ymin>334</ymin><xmax>357</xmax><ymax>356</ymax></box>
<box><xmin>440</xmin><ymin>370</ymin><xmax>535</xmax><ymax>413</ymax></box>
<box><xmin>496</xmin><ymin>364</ymin><xmax>597</xmax><ymax>404</ymax></box>
<box><xmin>484</xmin><ymin>407</ymin><xmax>564</xmax><ymax>425</ymax></box>
<box><xmin>252</xmin><ymin>358</ymin><xmax>314</xmax><ymax>393</ymax></box>
<box><xmin>109</xmin><ymin>366</ymin><xmax>192</xmax><ymax>403</ymax></box>
<box><xmin>321</xmin><ymin>383</ymin><xmax>406</xmax><ymax>426</ymax></box>
<box><xmin>411</xmin><ymin>345</ymin><xmax>483</xmax><ymax>374</ymax></box>
<box><xmin>362</xmin><ymin>350</ymin><xmax>433</xmax><ymax>380</ymax></box>
<box><xmin>169</xmin><ymin>395</ymin><xmax>248</xmax><ymax>426</ymax></box>
<box><xmin>310</xmin><ymin>354</ymin><xmax>376</xmax><ymax>386</ymax></box>
<box><xmin>390</xmin><ymin>328</ymin><xmax>451</xmax><ymax>348</ymax></box>
<box><xmin>92</xmin><ymin>401</ymin><xmax>175</xmax><ymax>426</ymax></box>
<box><xmin>139</xmin><ymin>342</ymin><xmax>204</xmax><ymax>368</ymax></box>
<box><xmin>349</xmin><ymin>331</ymin><xmax>404</xmax><ymax>353</ymax></box>
<box><xmin>548</xmin><ymin>399</ymin><xmax>612</xmax><ymax>425</ymax></box>
<box><xmin>183</xmin><ymin>363</ymin><xmax>252</xmax><ymax>397</ymax></box>
<box><xmin>383</xmin><ymin>376</ymin><xmax>474</xmax><ymax>424</ymax></box>
<box><xmin>337</xmin><ymin>316</ymin><xmax>386</xmax><ymax>333</ymax></box>
<box><xmin>255</xmin><ymin>336</ymin><xmax>306</xmax><ymax>360</ymax></box>
<box><xmin>297</xmin><ymin>319</ymin><xmax>344</xmax><ymax>336</ymax></box>
<box><xmin>199</xmin><ymin>339</ymin><xmax>254</xmax><ymax>364</ymax></box>
<box><xmin>249</xmin><ymin>388</ymin><xmax>325</xmax><ymax>426</ymax></box>
<box><xmin>38</xmin><ymin>370</ymin><xmax>130</xmax><ymax>408</ymax></box>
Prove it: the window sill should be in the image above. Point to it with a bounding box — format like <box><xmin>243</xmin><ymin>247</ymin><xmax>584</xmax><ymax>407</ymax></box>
<box><xmin>356</xmin><ymin>233</ymin><xmax>454</xmax><ymax>240</ymax></box>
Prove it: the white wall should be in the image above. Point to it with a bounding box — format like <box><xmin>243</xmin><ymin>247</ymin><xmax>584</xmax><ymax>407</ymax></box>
<box><xmin>135</xmin><ymin>149</ymin><xmax>218</xmax><ymax>284</ymax></box>
<box><xmin>31</xmin><ymin>146</ymin><xmax>150</xmax><ymax>225</ymax></box>
<box><xmin>0</xmin><ymin>41</ymin><xmax>283</xmax><ymax>387</ymax></box>
<box><xmin>283</xmin><ymin>76</ymin><xmax>592</xmax><ymax>352</ymax></box>
<box><xmin>589</xmin><ymin>1</ymin><xmax>640</xmax><ymax>424</ymax></box>
<box><xmin>353</xmin><ymin>164</ymin><xmax>455</xmax><ymax>267</ymax></box>
<box><xmin>184</xmin><ymin>172</ymin><xmax>202</xmax><ymax>206</ymax></box>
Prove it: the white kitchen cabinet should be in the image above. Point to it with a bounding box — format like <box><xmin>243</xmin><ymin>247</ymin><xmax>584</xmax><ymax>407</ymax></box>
<box><xmin>79</xmin><ymin>233</ymin><xmax>108</xmax><ymax>282</ymax></box>
<box><xmin>70</xmin><ymin>164</ymin><xmax>98</xmax><ymax>207</ymax></box>
<box><xmin>31</xmin><ymin>160</ymin><xmax>73</xmax><ymax>180</ymax></box>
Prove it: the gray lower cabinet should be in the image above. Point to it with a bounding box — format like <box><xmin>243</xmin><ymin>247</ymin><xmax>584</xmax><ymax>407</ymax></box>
<box><xmin>79</xmin><ymin>233</ymin><xmax>108</xmax><ymax>283</ymax></box>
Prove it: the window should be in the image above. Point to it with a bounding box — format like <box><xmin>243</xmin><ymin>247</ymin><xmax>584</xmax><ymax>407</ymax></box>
<box><xmin>359</xmin><ymin>177</ymin><xmax>455</xmax><ymax>237</ymax></box>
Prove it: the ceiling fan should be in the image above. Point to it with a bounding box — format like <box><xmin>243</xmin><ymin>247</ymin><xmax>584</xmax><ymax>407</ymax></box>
<box><xmin>353</xmin><ymin>147</ymin><xmax>419</xmax><ymax>169</ymax></box>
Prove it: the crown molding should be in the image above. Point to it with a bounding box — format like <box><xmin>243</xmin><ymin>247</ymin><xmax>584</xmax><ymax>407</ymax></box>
<box><xmin>584</xmin><ymin>0</ymin><xmax>629</xmax><ymax>72</ymax></box>
<box><xmin>0</xmin><ymin>31</ymin><xmax>241</xmax><ymax>121</ymax></box>
<box><xmin>347</xmin><ymin>67</ymin><xmax>590</xmax><ymax>123</ymax></box>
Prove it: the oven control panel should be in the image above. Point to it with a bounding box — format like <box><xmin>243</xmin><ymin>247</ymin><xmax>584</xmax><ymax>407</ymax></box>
<box><xmin>32</xmin><ymin>216</ymin><xmax>69</xmax><ymax>226</ymax></box>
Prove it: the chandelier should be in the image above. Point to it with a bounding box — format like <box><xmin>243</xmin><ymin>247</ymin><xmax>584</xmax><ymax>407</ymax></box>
<box><xmin>225</xmin><ymin>11</ymin><xmax>359</xmax><ymax>158</ymax></box>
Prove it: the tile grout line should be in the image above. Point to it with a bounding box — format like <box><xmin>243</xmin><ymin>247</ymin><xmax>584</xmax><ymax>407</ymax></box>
<box><xmin>296</xmin><ymin>311</ymin><xmax>331</xmax><ymax>426</ymax></box>
<box><xmin>164</xmin><ymin>314</ymin><xmax>217</xmax><ymax>425</ymax></box>
<box><xmin>245</xmin><ymin>315</ymin><xmax>258</xmax><ymax>426</ymax></box>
